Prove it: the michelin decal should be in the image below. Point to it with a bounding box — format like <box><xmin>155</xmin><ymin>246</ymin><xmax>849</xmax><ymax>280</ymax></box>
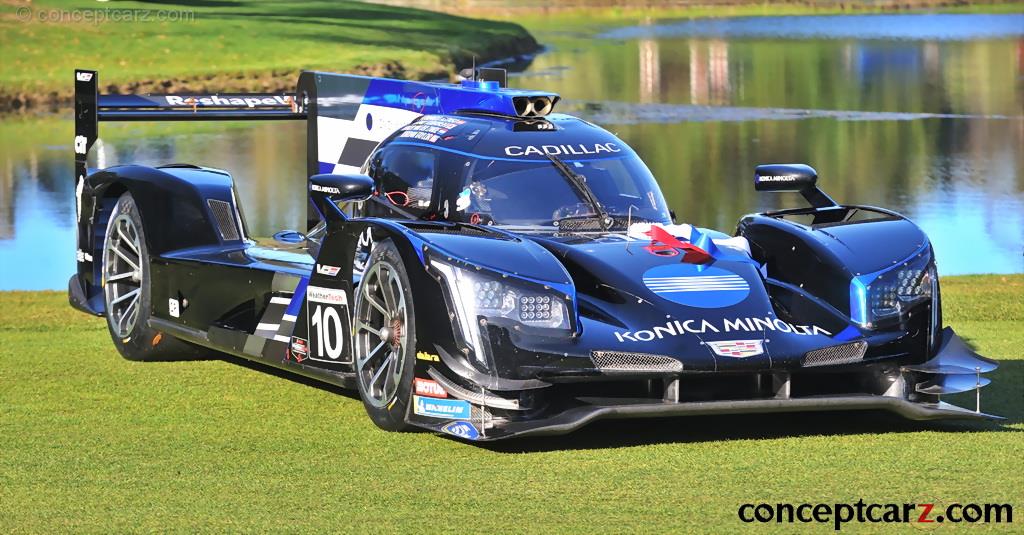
<box><xmin>414</xmin><ymin>395</ymin><xmax>471</xmax><ymax>419</ymax></box>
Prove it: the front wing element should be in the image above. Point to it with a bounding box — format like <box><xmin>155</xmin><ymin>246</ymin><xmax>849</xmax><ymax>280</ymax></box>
<box><xmin>485</xmin><ymin>395</ymin><xmax>1001</xmax><ymax>440</ymax></box>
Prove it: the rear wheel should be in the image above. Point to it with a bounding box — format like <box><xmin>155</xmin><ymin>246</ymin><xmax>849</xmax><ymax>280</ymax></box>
<box><xmin>102</xmin><ymin>192</ymin><xmax>200</xmax><ymax>361</ymax></box>
<box><xmin>353</xmin><ymin>240</ymin><xmax>416</xmax><ymax>431</ymax></box>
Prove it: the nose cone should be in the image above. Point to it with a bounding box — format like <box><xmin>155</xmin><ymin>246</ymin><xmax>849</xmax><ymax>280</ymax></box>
<box><xmin>536</xmin><ymin>237</ymin><xmax>847</xmax><ymax>372</ymax></box>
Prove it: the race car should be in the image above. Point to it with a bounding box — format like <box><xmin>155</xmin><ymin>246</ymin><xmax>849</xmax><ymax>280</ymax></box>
<box><xmin>68</xmin><ymin>68</ymin><xmax>1000</xmax><ymax>441</ymax></box>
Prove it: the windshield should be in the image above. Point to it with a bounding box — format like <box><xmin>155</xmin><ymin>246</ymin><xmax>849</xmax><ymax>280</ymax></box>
<box><xmin>453</xmin><ymin>152</ymin><xmax>671</xmax><ymax>229</ymax></box>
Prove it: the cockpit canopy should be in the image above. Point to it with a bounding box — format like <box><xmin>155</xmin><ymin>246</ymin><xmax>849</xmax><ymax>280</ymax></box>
<box><xmin>362</xmin><ymin>113</ymin><xmax>672</xmax><ymax>230</ymax></box>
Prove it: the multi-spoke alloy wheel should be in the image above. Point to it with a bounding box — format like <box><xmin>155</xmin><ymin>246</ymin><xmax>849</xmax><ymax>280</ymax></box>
<box><xmin>355</xmin><ymin>262</ymin><xmax>408</xmax><ymax>408</ymax></box>
<box><xmin>353</xmin><ymin>240</ymin><xmax>416</xmax><ymax>431</ymax></box>
<box><xmin>103</xmin><ymin>213</ymin><xmax>143</xmax><ymax>338</ymax></box>
<box><xmin>100</xmin><ymin>192</ymin><xmax>202</xmax><ymax>362</ymax></box>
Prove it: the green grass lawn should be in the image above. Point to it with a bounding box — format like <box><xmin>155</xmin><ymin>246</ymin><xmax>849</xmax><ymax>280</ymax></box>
<box><xmin>0</xmin><ymin>0</ymin><xmax>536</xmax><ymax>108</ymax></box>
<box><xmin>1</xmin><ymin>275</ymin><xmax>1021</xmax><ymax>532</ymax></box>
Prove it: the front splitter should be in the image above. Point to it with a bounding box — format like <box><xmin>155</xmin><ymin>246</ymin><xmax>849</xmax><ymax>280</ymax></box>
<box><xmin>465</xmin><ymin>395</ymin><xmax>1002</xmax><ymax>441</ymax></box>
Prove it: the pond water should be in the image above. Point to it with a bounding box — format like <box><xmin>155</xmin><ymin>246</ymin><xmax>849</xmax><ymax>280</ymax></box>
<box><xmin>1</xmin><ymin>13</ymin><xmax>1021</xmax><ymax>290</ymax></box>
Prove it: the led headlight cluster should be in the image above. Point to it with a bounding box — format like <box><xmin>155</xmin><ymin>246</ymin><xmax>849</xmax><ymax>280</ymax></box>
<box><xmin>430</xmin><ymin>259</ymin><xmax>572</xmax><ymax>364</ymax></box>
<box><xmin>473</xmin><ymin>280</ymin><xmax>508</xmax><ymax>310</ymax></box>
<box><xmin>851</xmin><ymin>251</ymin><xmax>935</xmax><ymax>328</ymax></box>
<box><xmin>520</xmin><ymin>295</ymin><xmax>555</xmax><ymax>322</ymax></box>
<box><xmin>459</xmin><ymin>270</ymin><xmax>567</xmax><ymax>329</ymax></box>
<box><xmin>869</xmin><ymin>268</ymin><xmax>930</xmax><ymax>317</ymax></box>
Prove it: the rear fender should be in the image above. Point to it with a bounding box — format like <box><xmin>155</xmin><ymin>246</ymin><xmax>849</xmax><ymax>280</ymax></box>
<box><xmin>75</xmin><ymin>164</ymin><xmax>246</xmax><ymax>314</ymax></box>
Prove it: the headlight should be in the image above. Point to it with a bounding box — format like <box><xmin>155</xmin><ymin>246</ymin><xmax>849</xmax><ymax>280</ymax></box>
<box><xmin>431</xmin><ymin>259</ymin><xmax>570</xmax><ymax>330</ymax></box>
<box><xmin>850</xmin><ymin>252</ymin><xmax>934</xmax><ymax>328</ymax></box>
<box><xmin>430</xmin><ymin>258</ymin><xmax>572</xmax><ymax>363</ymax></box>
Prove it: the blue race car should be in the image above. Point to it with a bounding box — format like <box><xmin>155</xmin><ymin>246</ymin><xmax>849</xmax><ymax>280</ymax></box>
<box><xmin>68</xmin><ymin>68</ymin><xmax>999</xmax><ymax>440</ymax></box>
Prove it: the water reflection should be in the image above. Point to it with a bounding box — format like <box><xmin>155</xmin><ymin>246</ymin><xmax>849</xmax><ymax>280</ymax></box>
<box><xmin>1</xmin><ymin>14</ymin><xmax>1022</xmax><ymax>290</ymax></box>
<box><xmin>599</xmin><ymin>14</ymin><xmax>1024</xmax><ymax>41</ymax></box>
<box><xmin>0</xmin><ymin>122</ymin><xmax>307</xmax><ymax>290</ymax></box>
<box><xmin>515</xmin><ymin>14</ymin><xmax>1023</xmax><ymax>275</ymax></box>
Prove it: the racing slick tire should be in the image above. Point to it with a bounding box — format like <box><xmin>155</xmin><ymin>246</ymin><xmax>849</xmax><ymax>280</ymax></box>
<box><xmin>353</xmin><ymin>239</ymin><xmax>417</xmax><ymax>432</ymax></box>
<box><xmin>101</xmin><ymin>192</ymin><xmax>202</xmax><ymax>361</ymax></box>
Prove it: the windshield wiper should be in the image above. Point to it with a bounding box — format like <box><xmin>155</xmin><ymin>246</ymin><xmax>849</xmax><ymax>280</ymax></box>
<box><xmin>544</xmin><ymin>153</ymin><xmax>611</xmax><ymax>231</ymax></box>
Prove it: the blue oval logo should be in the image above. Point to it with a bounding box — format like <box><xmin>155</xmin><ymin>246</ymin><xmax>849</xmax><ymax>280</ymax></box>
<box><xmin>642</xmin><ymin>264</ymin><xmax>750</xmax><ymax>308</ymax></box>
<box><xmin>441</xmin><ymin>421</ymin><xmax>480</xmax><ymax>440</ymax></box>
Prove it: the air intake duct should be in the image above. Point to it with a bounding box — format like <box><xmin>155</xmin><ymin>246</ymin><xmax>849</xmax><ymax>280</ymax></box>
<box><xmin>513</xmin><ymin>95</ymin><xmax>559</xmax><ymax>117</ymax></box>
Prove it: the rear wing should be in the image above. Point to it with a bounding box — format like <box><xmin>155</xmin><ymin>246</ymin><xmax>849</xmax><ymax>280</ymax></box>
<box><xmin>73</xmin><ymin>69</ymin><xmax>305</xmax><ymax>190</ymax></box>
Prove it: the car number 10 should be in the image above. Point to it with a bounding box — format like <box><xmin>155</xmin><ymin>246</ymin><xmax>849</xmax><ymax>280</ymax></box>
<box><xmin>310</xmin><ymin>304</ymin><xmax>344</xmax><ymax>359</ymax></box>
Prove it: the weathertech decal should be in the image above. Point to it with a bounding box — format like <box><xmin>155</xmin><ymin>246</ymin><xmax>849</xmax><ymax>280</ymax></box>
<box><xmin>307</xmin><ymin>286</ymin><xmax>347</xmax><ymax>305</ymax></box>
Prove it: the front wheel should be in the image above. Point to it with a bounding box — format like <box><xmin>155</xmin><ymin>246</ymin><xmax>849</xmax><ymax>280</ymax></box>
<box><xmin>353</xmin><ymin>240</ymin><xmax>417</xmax><ymax>431</ymax></box>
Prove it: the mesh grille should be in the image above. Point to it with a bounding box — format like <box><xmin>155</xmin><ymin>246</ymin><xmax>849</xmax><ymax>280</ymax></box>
<box><xmin>591</xmin><ymin>351</ymin><xmax>683</xmax><ymax>373</ymax></box>
<box><xmin>801</xmin><ymin>341</ymin><xmax>868</xmax><ymax>367</ymax></box>
<box><xmin>207</xmin><ymin>199</ymin><xmax>240</xmax><ymax>241</ymax></box>
<box><xmin>555</xmin><ymin>217</ymin><xmax>605</xmax><ymax>232</ymax></box>
<box><xmin>404</xmin><ymin>223</ymin><xmax>495</xmax><ymax>237</ymax></box>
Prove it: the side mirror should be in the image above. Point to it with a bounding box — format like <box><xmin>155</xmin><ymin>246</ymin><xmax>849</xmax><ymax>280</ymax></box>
<box><xmin>309</xmin><ymin>173</ymin><xmax>375</xmax><ymax>221</ymax></box>
<box><xmin>754</xmin><ymin>164</ymin><xmax>817</xmax><ymax>192</ymax></box>
<box><xmin>753</xmin><ymin>163</ymin><xmax>836</xmax><ymax>209</ymax></box>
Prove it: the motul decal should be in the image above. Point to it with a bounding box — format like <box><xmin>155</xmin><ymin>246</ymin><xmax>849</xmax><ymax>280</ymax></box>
<box><xmin>414</xmin><ymin>378</ymin><xmax>448</xmax><ymax>398</ymax></box>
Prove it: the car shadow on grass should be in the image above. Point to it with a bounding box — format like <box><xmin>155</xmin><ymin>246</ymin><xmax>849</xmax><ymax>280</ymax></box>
<box><xmin>482</xmin><ymin>359</ymin><xmax>1024</xmax><ymax>453</ymax></box>
<box><xmin>213</xmin><ymin>353</ymin><xmax>359</xmax><ymax>399</ymax></box>
<box><xmin>482</xmin><ymin>411</ymin><xmax>1019</xmax><ymax>454</ymax></box>
<box><xmin>203</xmin><ymin>348</ymin><xmax>1022</xmax><ymax>452</ymax></box>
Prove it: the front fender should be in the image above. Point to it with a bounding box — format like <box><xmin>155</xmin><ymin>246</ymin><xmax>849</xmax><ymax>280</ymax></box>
<box><xmin>738</xmin><ymin>206</ymin><xmax>929</xmax><ymax>319</ymax></box>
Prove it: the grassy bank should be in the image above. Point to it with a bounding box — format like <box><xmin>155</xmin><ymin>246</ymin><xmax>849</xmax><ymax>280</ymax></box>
<box><xmin>0</xmin><ymin>0</ymin><xmax>538</xmax><ymax>111</ymax></box>
<box><xmin>1</xmin><ymin>275</ymin><xmax>1021</xmax><ymax>532</ymax></box>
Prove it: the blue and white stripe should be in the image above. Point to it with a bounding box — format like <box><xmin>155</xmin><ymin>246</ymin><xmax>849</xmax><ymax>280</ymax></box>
<box><xmin>643</xmin><ymin>274</ymin><xmax>749</xmax><ymax>294</ymax></box>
